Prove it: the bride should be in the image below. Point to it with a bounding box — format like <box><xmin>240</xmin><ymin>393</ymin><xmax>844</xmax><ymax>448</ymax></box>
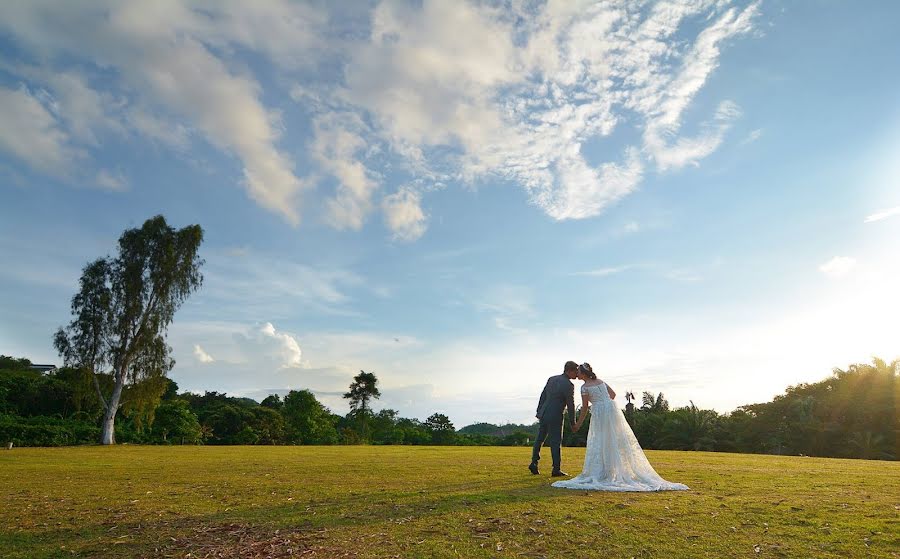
<box><xmin>552</xmin><ymin>363</ymin><xmax>688</xmax><ymax>492</ymax></box>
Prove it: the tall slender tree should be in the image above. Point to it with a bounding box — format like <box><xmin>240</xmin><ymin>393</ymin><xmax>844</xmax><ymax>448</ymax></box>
<box><xmin>343</xmin><ymin>370</ymin><xmax>380</xmax><ymax>440</ymax></box>
<box><xmin>54</xmin><ymin>216</ymin><xmax>204</xmax><ymax>444</ymax></box>
<box><xmin>343</xmin><ymin>370</ymin><xmax>380</xmax><ymax>413</ymax></box>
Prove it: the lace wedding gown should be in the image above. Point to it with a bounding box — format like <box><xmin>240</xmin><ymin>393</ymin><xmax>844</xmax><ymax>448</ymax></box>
<box><xmin>552</xmin><ymin>382</ymin><xmax>688</xmax><ymax>492</ymax></box>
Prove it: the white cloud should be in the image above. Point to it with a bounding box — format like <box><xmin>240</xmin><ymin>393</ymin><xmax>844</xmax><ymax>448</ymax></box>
<box><xmin>258</xmin><ymin>322</ymin><xmax>303</xmax><ymax>368</ymax></box>
<box><xmin>740</xmin><ymin>128</ymin><xmax>764</xmax><ymax>145</ymax></box>
<box><xmin>864</xmin><ymin>206</ymin><xmax>900</xmax><ymax>223</ymax></box>
<box><xmin>192</xmin><ymin>344</ymin><xmax>214</xmax><ymax>363</ymax></box>
<box><xmin>573</xmin><ymin>265</ymin><xmax>633</xmax><ymax>277</ymax></box>
<box><xmin>646</xmin><ymin>100</ymin><xmax>742</xmax><ymax>171</ymax></box>
<box><xmin>0</xmin><ymin>0</ymin><xmax>312</xmax><ymax>224</ymax></box>
<box><xmin>95</xmin><ymin>169</ymin><xmax>128</xmax><ymax>191</ymax></box>
<box><xmin>382</xmin><ymin>186</ymin><xmax>428</xmax><ymax>241</ymax></box>
<box><xmin>200</xmin><ymin>254</ymin><xmax>364</xmax><ymax>318</ymax></box>
<box><xmin>126</xmin><ymin>109</ymin><xmax>191</xmax><ymax>150</ymax></box>
<box><xmin>475</xmin><ymin>284</ymin><xmax>536</xmax><ymax>334</ymax></box>
<box><xmin>313</xmin><ymin>113</ymin><xmax>380</xmax><ymax>231</ymax></box>
<box><xmin>819</xmin><ymin>256</ymin><xmax>857</xmax><ymax>279</ymax></box>
<box><xmin>311</xmin><ymin>0</ymin><xmax>758</xmax><ymax>230</ymax></box>
<box><xmin>0</xmin><ymin>1</ymin><xmax>760</xmax><ymax>237</ymax></box>
<box><xmin>0</xmin><ymin>85</ymin><xmax>75</xmax><ymax>175</ymax></box>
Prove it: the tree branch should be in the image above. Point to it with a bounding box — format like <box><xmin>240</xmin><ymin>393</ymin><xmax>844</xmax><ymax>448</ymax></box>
<box><xmin>91</xmin><ymin>371</ymin><xmax>108</xmax><ymax>410</ymax></box>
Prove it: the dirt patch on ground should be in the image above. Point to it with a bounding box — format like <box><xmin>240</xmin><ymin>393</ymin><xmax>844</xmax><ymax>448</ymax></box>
<box><xmin>148</xmin><ymin>523</ymin><xmax>358</xmax><ymax>558</ymax></box>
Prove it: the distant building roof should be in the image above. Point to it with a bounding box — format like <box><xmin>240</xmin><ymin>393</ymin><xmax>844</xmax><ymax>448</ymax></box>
<box><xmin>29</xmin><ymin>364</ymin><xmax>57</xmax><ymax>373</ymax></box>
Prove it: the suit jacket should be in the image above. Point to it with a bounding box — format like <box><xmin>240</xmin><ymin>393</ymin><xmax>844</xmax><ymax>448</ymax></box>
<box><xmin>535</xmin><ymin>373</ymin><xmax>576</xmax><ymax>424</ymax></box>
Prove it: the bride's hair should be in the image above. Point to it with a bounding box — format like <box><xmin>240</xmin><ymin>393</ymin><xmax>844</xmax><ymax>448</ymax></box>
<box><xmin>579</xmin><ymin>362</ymin><xmax>597</xmax><ymax>380</ymax></box>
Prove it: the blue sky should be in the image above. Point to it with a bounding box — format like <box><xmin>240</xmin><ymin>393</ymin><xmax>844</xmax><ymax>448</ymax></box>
<box><xmin>1</xmin><ymin>1</ymin><xmax>898</xmax><ymax>426</ymax></box>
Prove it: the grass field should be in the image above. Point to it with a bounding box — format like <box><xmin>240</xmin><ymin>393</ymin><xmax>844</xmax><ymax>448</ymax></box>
<box><xmin>1</xmin><ymin>446</ymin><xmax>898</xmax><ymax>558</ymax></box>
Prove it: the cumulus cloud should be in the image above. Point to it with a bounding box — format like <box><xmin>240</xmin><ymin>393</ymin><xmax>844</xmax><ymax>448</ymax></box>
<box><xmin>819</xmin><ymin>256</ymin><xmax>857</xmax><ymax>279</ymax></box>
<box><xmin>193</xmin><ymin>344</ymin><xmax>214</xmax><ymax>363</ymax></box>
<box><xmin>231</xmin><ymin>322</ymin><xmax>303</xmax><ymax>370</ymax></box>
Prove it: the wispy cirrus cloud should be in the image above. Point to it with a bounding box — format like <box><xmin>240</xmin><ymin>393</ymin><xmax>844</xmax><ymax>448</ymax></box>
<box><xmin>864</xmin><ymin>206</ymin><xmax>900</xmax><ymax>223</ymax></box>
<box><xmin>572</xmin><ymin>265</ymin><xmax>634</xmax><ymax>278</ymax></box>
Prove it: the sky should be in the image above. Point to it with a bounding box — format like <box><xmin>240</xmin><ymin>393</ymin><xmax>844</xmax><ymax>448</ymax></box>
<box><xmin>1</xmin><ymin>1</ymin><xmax>898</xmax><ymax>427</ymax></box>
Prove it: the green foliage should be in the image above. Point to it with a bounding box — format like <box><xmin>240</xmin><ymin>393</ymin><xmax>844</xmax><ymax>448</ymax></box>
<box><xmin>424</xmin><ymin>413</ymin><xmax>456</xmax><ymax>444</ymax></box>
<box><xmin>731</xmin><ymin>358</ymin><xmax>899</xmax><ymax>459</ymax></box>
<box><xmin>343</xmin><ymin>370</ymin><xmax>380</xmax><ymax>413</ymax></box>
<box><xmin>260</xmin><ymin>393</ymin><xmax>283</xmax><ymax>410</ymax></box>
<box><xmin>0</xmin><ymin>367</ymin><xmax>102</xmax><ymax>419</ymax></box>
<box><xmin>54</xmin><ymin>215</ymin><xmax>205</xmax><ymax>444</ymax></box>
<box><xmin>343</xmin><ymin>370</ymin><xmax>380</xmax><ymax>441</ymax></box>
<box><xmin>0</xmin><ymin>355</ymin><xmax>31</xmax><ymax>370</ymax></box>
<box><xmin>2</xmin><ymin>355</ymin><xmax>896</xmax><ymax>458</ymax></box>
<box><xmin>150</xmin><ymin>400</ymin><xmax>202</xmax><ymax>444</ymax></box>
<box><xmin>282</xmin><ymin>389</ymin><xmax>338</xmax><ymax>444</ymax></box>
<box><xmin>0</xmin><ymin>414</ymin><xmax>99</xmax><ymax>447</ymax></box>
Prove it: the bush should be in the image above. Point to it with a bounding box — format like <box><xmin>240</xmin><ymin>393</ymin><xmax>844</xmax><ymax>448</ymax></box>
<box><xmin>0</xmin><ymin>414</ymin><xmax>100</xmax><ymax>447</ymax></box>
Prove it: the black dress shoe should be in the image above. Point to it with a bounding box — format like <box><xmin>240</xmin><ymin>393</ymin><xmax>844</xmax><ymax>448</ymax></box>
<box><xmin>550</xmin><ymin>470</ymin><xmax>569</xmax><ymax>477</ymax></box>
<box><xmin>528</xmin><ymin>463</ymin><xmax>539</xmax><ymax>475</ymax></box>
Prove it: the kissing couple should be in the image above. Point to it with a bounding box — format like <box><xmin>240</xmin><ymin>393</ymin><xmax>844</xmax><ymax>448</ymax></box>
<box><xmin>529</xmin><ymin>360</ymin><xmax>688</xmax><ymax>492</ymax></box>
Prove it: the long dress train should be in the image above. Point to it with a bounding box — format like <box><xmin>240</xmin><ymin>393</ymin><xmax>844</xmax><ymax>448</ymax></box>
<box><xmin>552</xmin><ymin>382</ymin><xmax>688</xmax><ymax>492</ymax></box>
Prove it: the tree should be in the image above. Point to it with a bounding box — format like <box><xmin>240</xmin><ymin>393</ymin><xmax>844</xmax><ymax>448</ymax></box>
<box><xmin>54</xmin><ymin>216</ymin><xmax>204</xmax><ymax>444</ymax></box>
<box><xmin>250</xmin><ymin>406</ymin><xmax>286</xmax><ymax>445</ymax></box>
<box><xmin>658</xmin><ymin>401</ymin><xmax>720</xmax><ymax>451</ymax></box>
<box><xmin>424</xmin><ymin>413</ymin><xmax>456</xmax><ymax>445</ymax></box>
<box><xmin>343</xmin><ymin>370</ymin><xmax>380</xmax><ymax>413</ymax></box>
<box><xmin>260</xmin><ymin>394</ymin><xmax>284</xmax><ymax>410</ymax></box>
<box><xmin>151</xmin><ymin>400</ymin><xmax>202</xmax><ymax>444</ymax></box>
<box><xmin>343</xmin><ymin>371</ymin><xmax>380</xmax><ymax>441</ymax></box>
<box><xmin>641</xmin><ymin>391</ymin><xmax>669</xmax><ymax>413</ymax></box>
<box><xmin>283</xmin><ymin>389</ymin><xmax>338</xmax><ymax>444</ymax></box>
<box><xmin>371</xmin><ymin>408</ymin><xmax>402</xmax><ymax>444</ymax></box>
<box><xmin>0</xmin><ymin>356</ymin><xmax>32</xmax><ymax>370</ymax></box>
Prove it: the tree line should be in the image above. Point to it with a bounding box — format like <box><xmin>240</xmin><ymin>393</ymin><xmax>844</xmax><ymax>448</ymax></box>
<box><xmin>1</xmin><ymin>354</ymin><xmax>896</xmax><ymax>460</ymax></box>
<box><xmin>0</xmin><ymin>361</ymin><xmax>466</xmax><ymax>447</ymax></box>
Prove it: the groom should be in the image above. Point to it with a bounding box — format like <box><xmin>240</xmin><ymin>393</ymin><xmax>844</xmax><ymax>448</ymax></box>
<box><xmin>529</xmin><ymin>360</ymin><xmax>578</xmax><ymax>477</ymax></box>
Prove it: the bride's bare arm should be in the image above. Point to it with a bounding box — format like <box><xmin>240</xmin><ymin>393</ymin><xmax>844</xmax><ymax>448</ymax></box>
<box><xmin>606</xmin><ymin>383</ymin><xmax>616</xmax><ymax>400</ymax></box>
<box><xmin>574</xmin><ymin>393</ymin><xmax>590</xmax><ymax>430</ymax></box>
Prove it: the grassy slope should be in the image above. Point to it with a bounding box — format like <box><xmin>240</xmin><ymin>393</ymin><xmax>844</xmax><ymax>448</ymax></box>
<box><xmin>1</xmin><ymin>446</ymin><xmax>897</xmax><ymax>558</ymax></box>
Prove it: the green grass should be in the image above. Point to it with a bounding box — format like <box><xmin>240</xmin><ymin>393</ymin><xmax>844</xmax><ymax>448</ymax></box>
<box><xmin>1</xmin><ymin>446</ymin><xmax>897</xmax><ymax>558</ymax></box>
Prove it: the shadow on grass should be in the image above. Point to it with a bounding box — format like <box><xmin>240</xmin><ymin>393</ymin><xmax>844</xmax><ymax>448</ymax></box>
<box><xmin>1</xmin><ymin>479</ymin><xmax>582</xmax><ymax>558</ymax></box>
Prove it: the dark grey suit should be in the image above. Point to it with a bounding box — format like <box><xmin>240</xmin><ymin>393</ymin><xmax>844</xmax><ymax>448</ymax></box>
<box><xmin>531</xmin><ymin>373</ymin><xmax>576</xmax><ymax>471</ymax></box>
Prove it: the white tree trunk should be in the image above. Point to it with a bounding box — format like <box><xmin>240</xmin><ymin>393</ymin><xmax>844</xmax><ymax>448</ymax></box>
<box><xmin>100</xmin><ymin>372</ymin><xmax>126</xmax><ymax>445</ymax></box>
<box><xmin>101</xmin><ymin>411</ymin><xmax>116</xmax><ymax>445</ymax></box>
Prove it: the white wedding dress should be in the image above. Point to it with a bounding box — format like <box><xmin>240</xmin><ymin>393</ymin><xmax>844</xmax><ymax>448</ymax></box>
<box><xmin>552</xmin><ymin>381</ymin><xmax>688</xmax><ymax>492</ymax></box>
